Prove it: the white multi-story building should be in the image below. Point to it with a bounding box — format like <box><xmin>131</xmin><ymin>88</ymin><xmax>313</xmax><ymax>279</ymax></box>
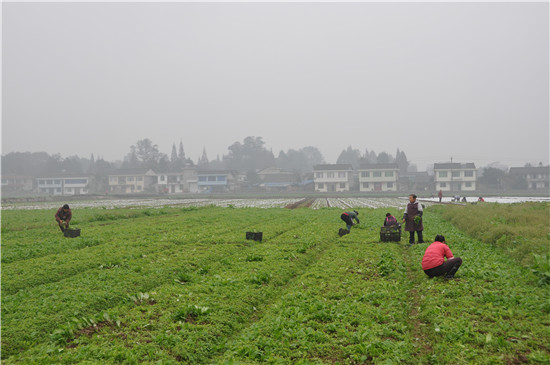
<box><xmin>108</xmin><ymin>169</ymin><xmax>156</xmax><ymax>194</ymax></box>
<box><xmin>358</xmin><ymin>163</ymin><xmax>399</xmax><ymax>192</ymax></box>
<box><xmin>313</xmin><ymin>164</ymin><xmax>353</xmax><ymax>192</ymax></box>
<box><xmin>433</xmin><ymin>163</ymin><xmax>477</xmax><ymax>192</ymax></box>
<box><xmin>156</xmin><ymin>168</ymin><xmax>198</xmax><ymax>194</ymax></box>
<box><xmin>36</xmin><ymin>175</ymin><xmax>89</xmax><ymax>195</ymax></box>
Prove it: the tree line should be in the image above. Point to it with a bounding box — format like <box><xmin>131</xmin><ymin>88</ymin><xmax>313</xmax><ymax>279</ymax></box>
<box><xmin>2</xmin><ymin>136</ymin><xmax>411</xmax><ymax>178</ymax></box>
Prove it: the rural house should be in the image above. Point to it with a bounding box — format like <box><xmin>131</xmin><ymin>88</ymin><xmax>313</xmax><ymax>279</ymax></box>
<box><xmin>506</xmin><ymin>165</ymin><xmax>550</xmax><ymax>190</ymax></box>
<box><xmin>433</xmin><ymin>163</ymin><xmax>477</xmax><ymax>192</ymax></box>
<box><xmin>1</xmin><ymin>174</ymin><xmax>34</xmax><ymax>194</ymax></box>
<box><xmin>357</xmin><ymin>163</ymin><xmax>399</xmax><ymax>192</ymax></box>
<box><xmin>197</xmin><ymin>170</ymin><xmax>240</xmax><ymax>193</ymax></box>
<box><xmin>108</xmin><ymin>168</ymin><xmax>156</xmax><ymax>194</ymax></box>
<box><xmin>36</xmin><ymin>174</ymin><xmax>90</xmax><ymax>196</ymax></box>
<box><xmin>313</xmin><ymin>164</ymin><xmax>353</xmax><ymax>192</ymax></box>
<box><xmin>257</xmin><ymin>167</ymin><xmax>296</xmax><ymax>191</ymax></box>
<box><xmin>155</xmin><ymin>168</ymin><xmax>198</xmax><ymax>194</ymax></box>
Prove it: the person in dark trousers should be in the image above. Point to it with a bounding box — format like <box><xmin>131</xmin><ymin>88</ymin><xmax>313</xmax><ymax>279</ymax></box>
<box><xmin>340</xmin><ymin>210</ymin><xmax>360</xmax><ymax>232</ymax></box>
<box><xmin>422</xmin><ymin>235</ymin><xmax>462</xmax><ymax>279</ymax></box>
<box><xmin>438</xmin><ymin>189</ymin><xmax>443</xmax><ymax>202</ymax></box>
<box><xmin>384</xmin><ymin>213</ymin><xmax>398</xmax><ymax>226</ymax></box>
<box><xmin>55</xmin><ymin>204</ymin><xmax>72</xmax><ymax>232</ymax></box>
<box><xmin>402</xmin><ymin>194</ymin><xmax>424</xmax><ymax>244</ymax></box>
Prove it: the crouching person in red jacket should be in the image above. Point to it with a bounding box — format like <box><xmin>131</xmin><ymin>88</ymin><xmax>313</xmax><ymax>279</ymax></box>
<box><xmin>421</xmin><ymin>235</ymin><xmax>462</xmax><ymax>279</ymax></box>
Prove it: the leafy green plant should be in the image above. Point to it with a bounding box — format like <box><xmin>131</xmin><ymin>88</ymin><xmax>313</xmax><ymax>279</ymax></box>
<box><xmin>245</xmin><ymin>254</ymin><xmax>264</xmax><ymax>262</ymax></box>
<box><xmin>173</xmin><ymin>305</ymin><xmax>210</xmax><ymax>322</ymax></box>
<box><xmin>531</xmin><ymin>254</ymin><xmax>550</xmax><ymax>286</ymax></box>
<box><xmin>128</xmin><ymin>292</ymin><xmax>150</xmax><ymax>304</ymax></box>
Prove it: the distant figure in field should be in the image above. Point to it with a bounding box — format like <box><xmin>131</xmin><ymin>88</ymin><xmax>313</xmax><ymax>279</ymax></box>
<box><xmin>461</xmin><ymin>196</ymin><xmax>467</xmax><ymax>202</ymax></box>
<box><xmin>422</xmin><ymin>235</ymin><xmax>462</xmax><ymax>279</ymax></box>
<box><xmin>340</xmin><ymin>210</ymin><xmax>360</xmax><ymax>232</ymax></box>
<box><xmin>478</xmin><ymin>197</ymin><xmax>485</xmax><ymax>202</ymax></box>
<box><xmin>438</xmin><ymin>189</ymin><xmax>443</xmax><ymax>202</ymax></box>
<box><xmin>55</xmin><ymin>204</ymin><xmax>72</xmax><ymax>232</ymax></box>
<box><xmin>384</xmin><ymin>213</ymin><xmax>398</xmax><ymax>226</ymax></box>
<box><xmin>402</xmin><ymin>194</ymin><xmax>424</xmax><ymax>244</ymax></box>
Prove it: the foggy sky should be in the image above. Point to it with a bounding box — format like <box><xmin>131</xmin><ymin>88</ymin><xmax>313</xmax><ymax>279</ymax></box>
<box><xmin>2</xmin><ymin>2</ymin><xmax>549</xmax><ymax>170</ymax></box>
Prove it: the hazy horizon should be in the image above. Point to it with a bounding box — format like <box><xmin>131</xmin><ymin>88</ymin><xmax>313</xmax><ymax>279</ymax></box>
<box><xmin>3</xmin><ymin>2</ymin><xmax>549</xmax><ymax>171</ymax></box>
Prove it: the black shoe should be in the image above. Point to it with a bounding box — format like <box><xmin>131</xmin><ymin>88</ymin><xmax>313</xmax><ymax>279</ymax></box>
<box><xmin>418</xmin><ymin>241</ymin><xmax>425</xmax><ymax>244</ymax></box>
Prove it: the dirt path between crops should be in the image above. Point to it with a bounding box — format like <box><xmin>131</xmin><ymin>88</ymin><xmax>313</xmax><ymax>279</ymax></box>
<box><xmin>285</xmin><ymin>198</ymin><xmax>315</xmax><ymax>209</ymax></box>
<box><xmin>402</xmin><ymin>249</ymin><xmax>433</xmax><ymax>359</ymax></box>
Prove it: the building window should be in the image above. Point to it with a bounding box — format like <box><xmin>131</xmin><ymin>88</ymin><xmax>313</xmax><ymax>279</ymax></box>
<box><xmin>160</xmin><ymin>175</ymin><xmax>165</xmax><ymax>181</ymax></box>
<box><xmin>55</xmin><ymin>180</ymin><xmax>61</xmax><ymax>184</ymax></box>
<box><xmin>438</xmin><ymin>171</ymin><xmax>448</xmax><ymax>178</ymax></box>
<box><xmin>217</xmin><ymin>176</ymin><xmax>226</xmax><ymax>182</ymax></box>
<box><xmin>315</xmin><ymin>172</ymin><xmax>324</xmax><ymax>178</ymax></box>
<box><xmin>65</xmin><ymin>179</ymin><xmax>87</xmax><ymax>184</ymax></box>
<box><xmin>339</xmin><ymin>183</ymin><xmax>346</xmax><ymax>189</ymax></box>
<box><xmin>464</xmin><ymin>171</ymin><xmax>474</xmax><ymax>177</ymax></box>
<box><xmin>387</xmin><ymin>182</ymin><xmax>393</xmax><ymax>188</ymax></box>
<box><xmin>373</xmin><ymin>172</ymin><xmax>382</xmax><ymax>177</ymax></box>
<box><xmin>338</xmin><ymin>172</ymin><xmax>346</xmax><ymax>178</ymax></box>
<box><xmin>452</xmin><ymin>171</ymin><xmax>460</xmax><ymax>177</ymax></box>
<box><xmin>440</xmin><ymin>182</ymin><xmax>446</xmax><ymax>188</ymax></box>
<box><xmin>465</xmin><ymin>182</ymin><xmax>472</xmax><ymax>187</ymax></box>
<box><xmin>317</xmin><ymin>183</ymin><xmax>324</xmax><ymax>189</ymax></box>
<box><xmin>39</xmin><ymin>180</ymin><xmax>45</xmax><ymax>185</ymax></box>
<box><xmin>127</xmin><ymin>176</ymin><xmax>135</xmax><ymax>182</ymax></box>
<box><xmin>327</xmin><ymin>172</ymin><xmax>334</xmax><ymax>178</ymax></box>
<box><xmin>137</xmin><ymin>176</ymin><xmax>143</xmax><ymax>181</ymax></box>
<box><xmin>118</xmin><ymin>177</ymin><xmax>126</xmax><ymax>184</ymax></box>
<box><xmin>361</xmin><ymin>171</ymin><xmax>369</xmax><ymax>178</ymax></box>
<box><xmin>208</xmin><ymin>176</ymin><xmax>216</xmax><ymax>181</ymax></box>
<box><xmin>385</xmin><ymin>171</ymin><xmax>394</xmax><ymax>177</ymax></box>
<box><xmin>363</xmin><ymin>182</ymin><xmax>369</xmax><ymax>188</ymax></box>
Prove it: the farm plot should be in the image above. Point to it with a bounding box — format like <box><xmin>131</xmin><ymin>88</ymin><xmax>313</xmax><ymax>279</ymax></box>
<box><xmin>1</xmin><ymin>204</ymin><xmax>549</xmax><ymax>364</ymax></box>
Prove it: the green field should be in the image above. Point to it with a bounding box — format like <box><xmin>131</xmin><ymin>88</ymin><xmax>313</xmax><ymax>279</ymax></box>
<box><xmin>1</xmin><ymin>203</ymin><xmax>549</xmax><ymax>364</ymax></box>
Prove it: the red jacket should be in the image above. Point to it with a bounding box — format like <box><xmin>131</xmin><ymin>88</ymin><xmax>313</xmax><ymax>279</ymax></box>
<box><xmin>422</xmin><ymin>241</ymin><xmax>453</xmax><ymax>270</ymax></box>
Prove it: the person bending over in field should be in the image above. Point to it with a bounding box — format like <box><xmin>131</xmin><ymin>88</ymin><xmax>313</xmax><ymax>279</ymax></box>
<box><xmin>421</xmin><ymin>235</ymin><xmax>462</xmax><ymax>279</ymax></box>
<box><xmin>340</xmin><ymin>210</ymin><xmax>360</xmax><ymax>232</ymax></box>
<box><xmin>55</xmin><ymin>204</ymin><xmax>72</xmax><ymax>232</ymax></box>
<box><xmin>384</xmin><ymin>213</ymin><xmax>398</xmax><ymax>226</ymax></box>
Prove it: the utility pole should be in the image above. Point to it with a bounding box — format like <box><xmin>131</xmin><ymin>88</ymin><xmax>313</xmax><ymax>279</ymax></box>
<box><xmin>450</xmin><ymin>157</ymin><xmax>453</xmax><ymax>193</ymax></box>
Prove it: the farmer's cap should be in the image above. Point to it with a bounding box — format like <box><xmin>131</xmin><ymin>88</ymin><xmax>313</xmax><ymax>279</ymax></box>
<box><xmin>386</xmin><ymin>213</ymin><xmax>391</xmax><ymax>217</ymax></box>
<box><xmin>353</xmin><ymin>210</ymin><xmax>359</xmax><ymax>215</ymax></box>
<box><xmin>63</xmin><ymin>204</ymin><xmax>70</xmax><ymax>209</ymax></box>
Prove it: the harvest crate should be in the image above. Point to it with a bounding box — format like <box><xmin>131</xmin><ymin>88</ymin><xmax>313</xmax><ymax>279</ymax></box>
<box><xmin>64</xmin><ymin>229</ymin><xmax>81</xmax><ymax>238</ymax></box>
<box><xmin>246</xmin><ymin>232</ymin><xmax>263</xmax><ymax>241</ymax></box>
<box><xmin>380</xmin><ymin>225</ymin><xmax>401</xmax><ymax>242</ymax></box>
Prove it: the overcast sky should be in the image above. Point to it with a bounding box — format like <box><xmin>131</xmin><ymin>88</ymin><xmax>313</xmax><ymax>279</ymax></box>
<box><xmin>2</xmin><ymin>1</ymin><xmax>548</xmax><ymax>170</ymax></box>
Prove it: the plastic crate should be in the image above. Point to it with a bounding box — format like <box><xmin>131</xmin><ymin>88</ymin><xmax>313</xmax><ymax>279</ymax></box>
<box><xmin>338</xmin><ymin>228</ymin><xmax>350</xmax><ymax>237</ymax></box>
<box><xmin>380</xmin><ymin>225</ymin><xmax>401</xmax><ymax>242</ymax></box>
<box><xmin>246</xmin><ymin>232</ymin><xmax>263</xmax><ymax>241</ymax></box>
<box><xmin>64</xmin><ymin>229</ymin><xmax>81</xmax><ymax>238</ymax></box>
